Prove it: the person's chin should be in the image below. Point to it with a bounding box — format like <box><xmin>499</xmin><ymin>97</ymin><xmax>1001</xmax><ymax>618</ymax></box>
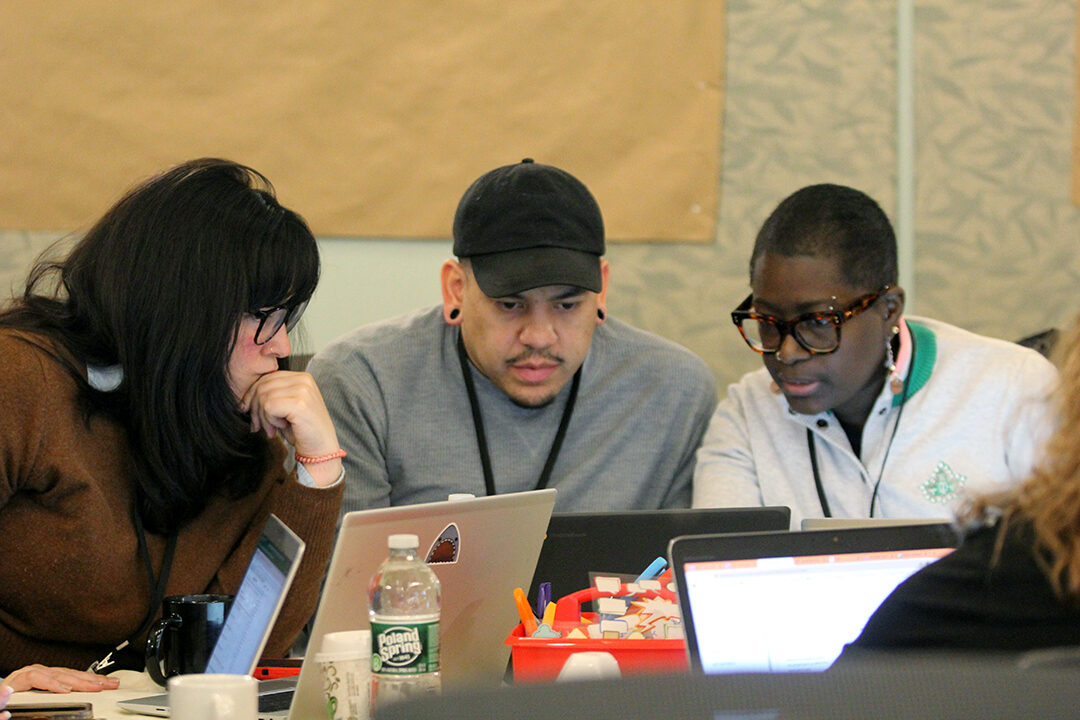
<box><xmin>500</xmin><ymin>379</ymin><xmax>563</xmax><ymax>409</ymax></box>
<box><xmin>231</xmin><ymin>375</ymin><xmax>264</xmax><ymax>404</ymax></box>
<box><xmin>783</xmin><ymin>393</ymin><xmax>830</xmax><ymax>417</ymax></box>
<box><xmin>229</xmin><ymin>382</ymin><xmax>248</xmax><ymax>402</ymax></box>
<box><xmin>507</xmin><ymin>389</ymin><xmax>559</xmax><ymax>409</ymax></box>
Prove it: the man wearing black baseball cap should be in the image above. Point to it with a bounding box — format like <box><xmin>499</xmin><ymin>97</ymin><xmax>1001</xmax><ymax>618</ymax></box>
<box><xmin>310</xmin><ymin>160</ymin><xmax>716</xmax><ymax>513</ymax></box>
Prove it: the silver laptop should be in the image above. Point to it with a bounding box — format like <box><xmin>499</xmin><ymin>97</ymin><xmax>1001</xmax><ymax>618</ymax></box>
<box><xmin>117</xmin><ymin>514</ymin><xmax>305</xmax><ymax>716</ymax></box>
<box><xmin>669</xmin><ymin>524</ymin><xmax>959</xmax><ymax>674</ymax></box>
<box><xmin>285</xmin><ymin>489</ymin><xmax>557</xmax><ymax>719</ymax></box>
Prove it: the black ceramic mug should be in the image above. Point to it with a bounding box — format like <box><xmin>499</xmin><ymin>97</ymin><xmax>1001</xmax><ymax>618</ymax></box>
<box><xmin>144</xmin><ymin>593</ymin><xmax>233</xmax><ymax>685</ymax></box>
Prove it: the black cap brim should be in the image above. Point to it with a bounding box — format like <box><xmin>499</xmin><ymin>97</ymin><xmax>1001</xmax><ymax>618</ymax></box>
<box><xmin>470</xmin><ymin>246</ymin><xmax>602</xmax><ymax>297</ymax></box>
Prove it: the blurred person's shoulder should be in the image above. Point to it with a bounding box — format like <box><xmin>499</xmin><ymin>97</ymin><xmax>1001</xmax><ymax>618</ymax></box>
<box><xmin>310</xmin><ymin>305</ymin><xmax>448</xmax><ymax>371</ymax></box>
<box><xmin>591</xmin><ymin>316</ymin><xmax>716</xmax><ymax>393</ymax></box>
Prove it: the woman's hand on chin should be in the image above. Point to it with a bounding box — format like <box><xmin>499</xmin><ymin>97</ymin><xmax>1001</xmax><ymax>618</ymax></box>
<box><xmin>240</xmin><ymin>370</ymin><xmax>343</xmax><ymax>487</ymax></box>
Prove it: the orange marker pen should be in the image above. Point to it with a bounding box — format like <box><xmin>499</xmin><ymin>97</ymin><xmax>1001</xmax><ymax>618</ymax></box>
<box><xmin>513</xmin><ymin>587</ymin><xmax>538</xmax><ymax>635</ymax></box>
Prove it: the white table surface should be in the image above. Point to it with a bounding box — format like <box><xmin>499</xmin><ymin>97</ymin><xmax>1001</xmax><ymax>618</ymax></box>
<box><xmin>7</xmin><ymin>671</ymin><xmax>324</xmax><ymax>720</ymax></box>
<box><xmin>8</xmin><ymin>670</ymin><xmax>163</xmax><ymax>719</ymax></box>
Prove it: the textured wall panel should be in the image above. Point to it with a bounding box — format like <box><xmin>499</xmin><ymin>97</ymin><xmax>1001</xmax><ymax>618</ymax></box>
<box><xmin>3</xmin><ymin>0</ymin><xmax>1079</xmax><ymax>393</ymax></box>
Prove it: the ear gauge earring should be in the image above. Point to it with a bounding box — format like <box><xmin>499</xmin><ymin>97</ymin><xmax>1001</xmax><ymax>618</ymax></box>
<box><xmin>449</xmin><ymin>308</ymin><xmax>460</xmax><ymax>320</ymax></box>
<box><xmin>597</xmin><ymin>309</ymin><xmax>605</xmax><ymax>321</ymax></box>
<box><xmin>886</xmin><ymin>325</ymin><xmax>903</xmax><ymax>394</ymax></box>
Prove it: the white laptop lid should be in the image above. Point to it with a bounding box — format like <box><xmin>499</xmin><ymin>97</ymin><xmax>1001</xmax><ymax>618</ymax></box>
<box><xmin>118</xmin><ymin>513</ymin><xmax>305</xmax><ymax>716</ymax></box>
<box><xmin>669</xmin><ymin>524</ymin><xmax>958</xmax><ymax>675</ymax></box>
<box><xmin>287</xmin><ymin>489</ymin><xmax>556</xmax><ymax>720</ymax></box>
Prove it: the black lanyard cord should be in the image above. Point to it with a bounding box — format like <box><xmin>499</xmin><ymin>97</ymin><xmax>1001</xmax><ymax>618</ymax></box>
<box><xmin>867</xmin><ymin>374</ymin><xmax>911</xmax><ymax>517</ymax></box>
<box><xmin>456</xmin><ymin>331</ymin><xmax>580</xmax><ymax>495</ymax></box>
<box><xmin>89</xmin><ymin>503</ymin><xmax>177</xmax><ymax>672</ymax></box>
<box><xmin>133</xmin><ymin>503</ymin><xmax>178</xmax><ymax>638</ymax></box>
<box><xmin>807</xmin><ymin>332</ymin><xmax>916</xmax><ymax>519</ymax></box>
<box><xmin>807</xmin><ymin>428</ymin><xmax>832</xmax><ymax>517</ymax></box>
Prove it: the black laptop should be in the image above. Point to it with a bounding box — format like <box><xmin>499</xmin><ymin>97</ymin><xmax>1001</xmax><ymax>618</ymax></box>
<box><xmin>527</xmin><ymin>506</ymin><xmax>791</xmax><ymax>605</ymax></box>
<box><xmin>669</xmin><ymin>523</ymin><xmax>960</xmax><ymax>675</ymax></box>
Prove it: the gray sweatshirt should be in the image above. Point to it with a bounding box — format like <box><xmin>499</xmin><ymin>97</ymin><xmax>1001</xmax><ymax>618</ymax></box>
<box><xmin>309</xmin><ymin>306</ymin><xmax>717</xmax><ymax>514</ymax></box>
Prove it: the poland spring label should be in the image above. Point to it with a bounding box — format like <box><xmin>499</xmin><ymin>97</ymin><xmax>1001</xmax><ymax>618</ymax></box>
<box><xmin>370</xmin><ymin>618</ymin><xmax>440</xmax><ymax>675</ymax></box>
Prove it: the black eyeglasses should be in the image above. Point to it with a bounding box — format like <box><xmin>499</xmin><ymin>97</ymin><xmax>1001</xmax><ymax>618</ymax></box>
<box><xmin>731</xmin><ymin>287</ymin><xmax>889</xmax><ymax>355</ymax></box>
<box><xmin>251</xmin><ymin>300</ymin><xmax>309</xmax><ymax>345</ymax></box>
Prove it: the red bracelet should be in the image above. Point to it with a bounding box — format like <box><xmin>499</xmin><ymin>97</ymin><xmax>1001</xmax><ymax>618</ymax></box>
<box><xmin>295</xmin><ymin>449</ymin><xmax>347</xmax><ymax>465</ymax></box>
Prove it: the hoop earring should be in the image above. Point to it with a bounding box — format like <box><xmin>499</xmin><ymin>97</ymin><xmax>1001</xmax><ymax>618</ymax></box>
<box><xmin>449</xmin><ymin>308</ymin><xmax>460</xmax><ymax>320</ymax></box>
<box><xmin>885</xmin><ymin>326</ymin><xmax>902</xmax><ymax>394</ymax></box>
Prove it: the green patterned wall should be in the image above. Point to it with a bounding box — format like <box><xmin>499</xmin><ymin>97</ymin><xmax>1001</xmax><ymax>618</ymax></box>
<box><xmin>611</xmin><ymin>0</ymin><xmax>1080</xmax><ymax>390</ymax></box>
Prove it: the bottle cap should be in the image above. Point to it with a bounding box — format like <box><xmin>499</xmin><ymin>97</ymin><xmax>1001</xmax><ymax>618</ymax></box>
<box><xmin>447</xmin><ymin>493</ymin><xmax>476</xmax><ymax>502</ymax></box>
<box><xmin>388</xmin><ymin>533</ymin><xmax>419</xmax><ymax>550</ymax></box>
<box><xmin>317</xmin><ymin>629</ymin><xmax>371</xmax><ymax>661</ymax></box>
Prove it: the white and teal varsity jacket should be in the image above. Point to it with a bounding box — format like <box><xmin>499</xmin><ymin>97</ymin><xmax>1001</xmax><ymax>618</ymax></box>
<box><xmin>693</xmin><ymin>316</ymin><xmax>1058</xmax><ymax>529</ymax></box>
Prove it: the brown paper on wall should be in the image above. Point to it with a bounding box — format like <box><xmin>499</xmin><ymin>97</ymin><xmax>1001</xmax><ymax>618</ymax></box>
<box><xmin>1073</xmin><ymin>0</ymin><xmax>1080</xmax><ymax>207</ymax></box>
<box><xmin>0</xmin><ymin>2</ymin><xmax>724</xmax><ymax>241</ymax></box>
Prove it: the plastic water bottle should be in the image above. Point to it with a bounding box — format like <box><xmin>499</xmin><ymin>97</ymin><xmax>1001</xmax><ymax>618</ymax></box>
<box><xmin>368</xmin><ymin>533</ymin><xmax>441</xmax><ymax>708</ymax></box>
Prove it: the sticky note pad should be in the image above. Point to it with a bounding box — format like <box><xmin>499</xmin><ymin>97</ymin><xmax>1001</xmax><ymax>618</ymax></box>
<box><xmin>595</xmin><ymin>577</ymin><xmax>622</xmax><ymax>594</ymax></box>
<box><xmin>597</xmin><ymin>598</ymin><xmax>628</xmax><ymax>615</ymax></box>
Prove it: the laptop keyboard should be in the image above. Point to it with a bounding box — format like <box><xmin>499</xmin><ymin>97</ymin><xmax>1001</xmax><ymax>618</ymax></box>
<box><xmin>259</xmin><ymin>689</ymin><xmax>294</xmax><ymax>712</ymax></box>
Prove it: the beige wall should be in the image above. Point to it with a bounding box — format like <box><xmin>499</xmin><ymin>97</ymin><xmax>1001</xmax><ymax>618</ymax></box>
<box><xmin>3</xmin><ymin>0</ymin><xmax>1079</xmax><ymax>392</ymax></box>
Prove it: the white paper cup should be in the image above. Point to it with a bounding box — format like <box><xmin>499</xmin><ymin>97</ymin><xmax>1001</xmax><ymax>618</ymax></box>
<box><xmin>317</xmin><ymin>629</ymin><xmax>371</xmax><ymax>720</ymax></box>
<box><xmin>167</xmin><ymin>673</ymin><xmax>257</xmax><ymax>720</ymax></box>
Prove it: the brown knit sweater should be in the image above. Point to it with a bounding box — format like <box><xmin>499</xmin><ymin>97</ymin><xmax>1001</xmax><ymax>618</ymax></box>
<box><xmin>0</xmin><ymin>329</ymin><xmax>344</xmax><ymax>674</ymax></box>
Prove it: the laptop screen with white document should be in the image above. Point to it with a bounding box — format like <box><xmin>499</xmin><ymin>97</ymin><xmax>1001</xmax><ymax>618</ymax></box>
<box><xmin>117</xmin><ymin>513</ymin><xmax>305</xmax><ymax>717</ymax></box>
<box><xmin>204</xmin><ymin>522</ymin><xmax>301</xmax><ymax>674</ymax></box>
<box><xmin>670</xmin><ymin>524</ymin><xmax>958</xmax><ymax>675</ymax></box>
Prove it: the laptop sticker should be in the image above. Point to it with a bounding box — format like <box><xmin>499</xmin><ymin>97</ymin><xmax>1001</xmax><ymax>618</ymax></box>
<box><xmin>921</xmin><ymin>461</ymin><xmax>966</xmax><ymax>504</ymax></box>
<box><xmin>426</xmin><ymin>523</ymin><xmax>460</xmax><ymax>564</ymax></box>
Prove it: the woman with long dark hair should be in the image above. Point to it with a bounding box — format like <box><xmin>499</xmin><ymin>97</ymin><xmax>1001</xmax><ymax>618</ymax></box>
<box><xmin>0</xmin><ymin>159</ymin><xmax>344</xmax><ymax>693</ymax></box>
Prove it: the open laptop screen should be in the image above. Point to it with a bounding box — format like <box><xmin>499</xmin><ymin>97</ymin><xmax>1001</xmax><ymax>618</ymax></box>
<box><xmin>117</xmin><ymin>514</ymin><xmax>306</xmax><ymax>717</ymax></box>
<box><xmin>670</xmin><ymin>525</ymin><xmax>958</xmax><ymax>674</ymax></box>
<box><xmin>204</xmin><ymin>515</ymin><xmax>304</xmax><ymax>674</ymax></box>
